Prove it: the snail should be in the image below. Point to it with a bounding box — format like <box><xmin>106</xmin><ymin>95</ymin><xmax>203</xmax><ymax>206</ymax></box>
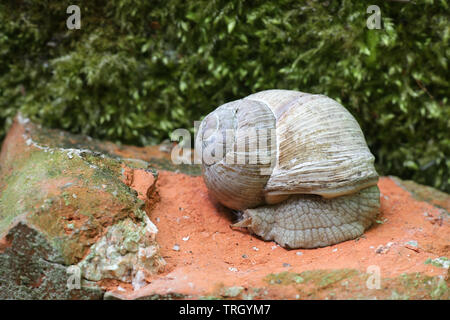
<box><xmin>195</xmin><ymin>89</ymin><xmax>380</xmax><ymax>249</ymax></box>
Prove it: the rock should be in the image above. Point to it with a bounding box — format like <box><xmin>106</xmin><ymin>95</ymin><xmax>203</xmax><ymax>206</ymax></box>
<box><xmin>0</xmin><ymin>222</ymin><xmax>104</xmax><ymax>299</ymax></box>
<box><xmin>0</xmin><ymin>115</ymin><xmax>165</xmax><ymax>299</ymax></box>
<box><xmin>375</xmin><ymin>242</ymin><xmax>395</xmax><ymax>254</ymax></box>
<box><xmin>108</xmin><ymin>173</ymin><xmax>449</xmax><ymax>300</ymax></box>
<box><xmin>425</xmin><ymin>257</ymin><xmax>450</xmax><ymax>269</ymax></box>
<box><xmin>391</xmin><ymin>176</ymin><xmax>450</xmax><ymax>213</ymax></box>
<box><xmin>1</xmin><ymin>115</ymin><xmax>449</xmax><ymax>300</ymax></box>
<box><xmin>221</xmin><ymin>286</ymin><xmax>244</xmax><ymax>298</ymax></box>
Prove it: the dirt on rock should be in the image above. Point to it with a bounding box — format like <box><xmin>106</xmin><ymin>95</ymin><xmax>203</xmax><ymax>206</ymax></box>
<box><xmin>106</xmin><ymin>170</ymin><xmax>449</xmax><ymax>299</ymax></box>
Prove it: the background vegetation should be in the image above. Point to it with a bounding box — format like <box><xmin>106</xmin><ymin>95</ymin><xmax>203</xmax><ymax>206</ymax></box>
<box><xmin>0</xmin><ymin>0</ymin><xmax>448</xmax><ymax>192</ymax></box>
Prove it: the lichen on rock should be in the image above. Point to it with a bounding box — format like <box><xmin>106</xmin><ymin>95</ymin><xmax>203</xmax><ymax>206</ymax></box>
<box><xmin>78</xmin><ymin>216</ymin><xmax>165</xmax><ymax>288</ymax></box>
<box><xmin>0</xmin><ymin>115</ymin><xmax>165</xmax><ymax>299</ymax></box>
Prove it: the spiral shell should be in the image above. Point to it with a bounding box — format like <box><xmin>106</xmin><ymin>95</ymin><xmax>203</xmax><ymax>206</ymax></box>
<box><xmin>197</xmin><ymin>90</ymin><xmax>378</xmax><ymax>208</ymax></box>
<box><xmin>196</xmin><ymin>90</ymin><xmax>380</xmax><ymax>248</ymax></box>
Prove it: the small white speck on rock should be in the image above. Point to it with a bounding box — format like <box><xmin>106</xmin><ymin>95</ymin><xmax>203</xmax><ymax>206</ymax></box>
<box><xmin>252</xmin><ymin>246</ymin><xmax>259</xmax><ymax>251</ymax></box>
<box><xmin>405</xmin><ymin>240</ymin><xmax>418</xmax><ymax>247</ymax></box>
<box><xmin>132</xmin><ymin>270</ymin><xmax>147</xmax><ymax>291</ymax></box>
<box><xmin>182</xmin><ymin>236</ymin><xmax>190</xmax><ymax>241</ymax></box>
<box><xmin>172</xmin><ymin>244</ymin><xmax>180</xmax><ymax>251</ymax></box>
<box><xmin>228</xmin><ymin>267</ymin><xmax>238</xmax><ymax>272</ymax></box>
<box><xmin>296</xmin><ymin>251</ymin><xmax>303</xmax><ymax>256</ymax></box>
<box><xmin>375</xmin><ymin>242</ymin><xmax>395</xmax><ymax>254</ymax></box>
<box><xmin>332</xmin><ymin>248</ymin><xmax>338</xmax><ymax>252</ymax></box>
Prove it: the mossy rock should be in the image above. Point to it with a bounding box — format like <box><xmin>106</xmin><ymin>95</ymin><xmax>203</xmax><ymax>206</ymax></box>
<box><xmin>0</xmin><ymin>116</ymin><xmax>165</xmax><ymax>299</ymax></box>
<box><xmin>264</xmin><ymin>269</ymin><xmax>449</xmax><ymax>300</ymax></box>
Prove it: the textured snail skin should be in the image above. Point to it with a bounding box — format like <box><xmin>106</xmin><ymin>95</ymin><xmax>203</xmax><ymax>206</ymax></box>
<box><xmin>197</xmin><ymin>89</ymin><xmax>380</xmax><ymax>248</ymax></box>
<box><xmin>237</xmin><ymin>186</ymin><xmax>379</xmax><ymax>249</ymax></box>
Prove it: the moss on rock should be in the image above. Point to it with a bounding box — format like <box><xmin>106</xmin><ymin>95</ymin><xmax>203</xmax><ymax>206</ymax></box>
<box><xmin>0</xmin><ymin>116</ymin><xmax>165</xmax><ymax>299</ymax></box>
<box><xmin>264</xmin><ymin>269</ymin><xmax>449</xmax><ymax>300</ymax></box>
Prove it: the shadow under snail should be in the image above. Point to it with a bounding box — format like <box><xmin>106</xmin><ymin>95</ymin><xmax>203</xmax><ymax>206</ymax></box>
<box><xmin>195</xmin><ymin>89</ymin><xmax>380</xmax><ymax>249</ymax></box>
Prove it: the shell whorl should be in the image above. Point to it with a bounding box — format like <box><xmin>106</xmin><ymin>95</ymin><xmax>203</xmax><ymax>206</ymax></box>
<box><xmin>248</xmin><ymin>90</ymin><xmax>379</xmax><ymax>199</ymax></box>
<box><xmin>195</xmin><ymin>98</ymin><xmax>277</xmax><ymax>210</ymax></box>
<box><xmin>197</xmin><ymin>89</ymin><xmax>379</xmax><ymax>211</ymax></box>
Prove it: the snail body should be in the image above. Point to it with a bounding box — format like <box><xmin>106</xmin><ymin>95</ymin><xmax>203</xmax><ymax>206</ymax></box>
<box><xmin>196</xmin><ymin>89</ymin><xmax>380</xmax><ymax>248</ymax></box>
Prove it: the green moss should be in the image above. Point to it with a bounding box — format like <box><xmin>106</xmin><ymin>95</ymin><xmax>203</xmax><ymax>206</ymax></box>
<box><xmin>82</xmin><ymin>154</ymin><xmax>124</xmax><ymax>179</ymax></box>
<box><xmin>0</xmin><ymin>150</ymin><xmax>64</xmax><ymax>234</ymax></box>
<box><xmin>136</xmin><ymin>293</ymin><xmax>186</xmax><ymax>300</ymax></box>
<box><xmin>392</xmin><ymin>177</ymin><xmax>450</xmax><ymax>213</ymax></box>
<box><xmin>424</xmin><ymin>257</ymin><xmax>450</xmax><ymax>269</ymax></box>
<box><xmin>430</xmin><ymin>278</ymin><xmax>448</xmax><ymax>300</ymax></box>
<box><xmin>265</xmin><ymin>269</ymin><xmax>358</xmax><ymax>288</ymax></box>
<box><xmin>198</xmin><ymin>295</ymin><xmax>224</xmax><ymax>300</ymax></box>
<box><xmin>266</xmin><ymin>271</ymin><xmax>303</xmax><ymax>285</ymax></box>
<box><xmin>390</xmin><ymin>290</ymin><xmax>410</xmax><ymax>300</ymax></box>
<box><xmin>221</xmin><ymin>286</ymin><xmax>244</xmax><ymax>298</ymax></box>
<box><xmin>0</xmin><ymin>140</ymin><xmax>155</xmax><ymax>265</ymax></box>
<box><xmin>264</xmin><ymin>269</ymin><xmax>449</xmax><ymax>300</ymax></box>
<box><xmin>147</xmin><ymin>158</ymin><xmax>202</xmax><ymax>176</ymax></box>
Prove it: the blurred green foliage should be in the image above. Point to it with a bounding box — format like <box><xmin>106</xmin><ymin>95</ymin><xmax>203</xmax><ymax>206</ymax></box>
<box><xmin>0</xmin><ymin>0</ymin><xmax>448</xmax><ymax>192</ymax></box>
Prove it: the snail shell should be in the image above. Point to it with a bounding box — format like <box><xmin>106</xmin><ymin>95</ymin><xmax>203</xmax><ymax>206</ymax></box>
<box><xmin>196</xmin><ymin>89</ymin><xmax>380</xmax><ymax>248</ymax></box>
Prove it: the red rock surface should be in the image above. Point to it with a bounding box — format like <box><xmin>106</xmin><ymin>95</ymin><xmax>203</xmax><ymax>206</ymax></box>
<box><xmin>107</xmin><ymin>170</ymin><xmax>449</xmax><ymax>299</ymax></box>
<box><xmin>1</xmin><ymin>115</ymin><xmax>448</xmax><ymax>299</ymax></box>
